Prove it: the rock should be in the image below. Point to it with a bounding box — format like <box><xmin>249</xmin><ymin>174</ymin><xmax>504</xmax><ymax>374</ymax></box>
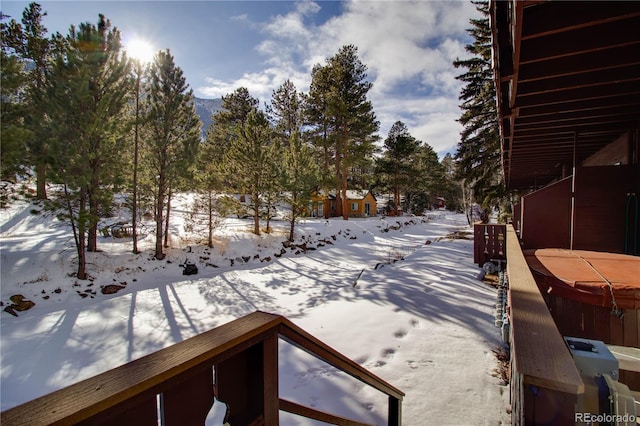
<box><xmin>4</xmin><ymin>306</ymin><xmax>18</xmax><ymax>317</ymax></box>
<box><xmin>3</xmin><ymin>294</ymin><xmax>36</xmax><ymax>316</ymax></box>
<box><xmin>101</xmin><ymin>284</ymin><xmax>125</xmax><ymax>295</ymax></box>
<box><xmin>9</xmin><ymin>294</ymin><xmax>35</xmax><ymax>311</ymax></box>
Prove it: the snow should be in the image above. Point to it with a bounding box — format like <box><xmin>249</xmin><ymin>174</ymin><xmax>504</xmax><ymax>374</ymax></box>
<box><xmin>0</xmin><ymin>187</ymin><xmax>509</xmax><ymax>425</ymax></box>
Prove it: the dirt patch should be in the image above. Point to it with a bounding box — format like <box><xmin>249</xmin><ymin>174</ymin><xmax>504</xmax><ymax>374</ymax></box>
<box><xmin>435</xmin><ymin>230</ymin><xmax>473</xmax><ymax>241</ymax></box>
<box><xmin>492</xmin><ymin>345</ymin><xmax>510</xmax><ymax>385</ymax></box>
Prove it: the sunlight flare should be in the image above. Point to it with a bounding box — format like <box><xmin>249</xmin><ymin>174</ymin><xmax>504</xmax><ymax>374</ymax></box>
<box><xmin>125</xmin><ymin>38</ymin><xmax>155</xmax><ymax>64</ymax></box>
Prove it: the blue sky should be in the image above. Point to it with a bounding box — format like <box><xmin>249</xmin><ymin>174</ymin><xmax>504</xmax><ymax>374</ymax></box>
<box><xmin>2</xmin><ymin>1</ymin><xmax>480</xmax><ymax>156</ymax></box>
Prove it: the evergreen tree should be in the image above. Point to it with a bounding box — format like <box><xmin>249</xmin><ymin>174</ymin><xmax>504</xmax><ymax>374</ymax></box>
<box><xmin>2</xmin><ymin>3</ymin><xmax>58</xmax><ymax>198</ymax></box>
<box><xmin>307</xmin><ymin>45</ymin><xmax>379</xmax><ymax>219</ymax></box>
<box><xmin>376</xmin><ymin>121</ymin><xmax>420</xmax><ymax>215</ymax></box>
<box><xmin>194</xmin><ymin>135</ymin><xmax>224</xmax><ymax>248</ymax></box>
<box><xmin>144</xmin><ymin>49</ymin><xmax>200</xmax><ymax>259</ymax></box>
<box><xmin>0</xmin><ymin>24</ymin><xmax>31</xmax><ymax>181</ymax></box>
<box><xmin>439</xmin><ymin>153</ymin><xmax>464</xmax><ymax>212</ymax></box>
<box><xmin>453</xmin><ymin>0</ymin><xmax>504</xmax><ymax>207</ymax></box>
<box><xmin>305</xmin><ymin>64</ymin><xmax>335</xmax><ymax>214</ymax></box>
<box><xmin>405</xmin><ymin>142</ymin><xmax>445</xmax><ymax>214</ymax></box>
<box><xmin>45</xmin><ymin>14</ymin><xmax>131</xmax><ymax>278</ymax></box>
<box><xmin>267</xmin><ymin>79</ymin><xmax>303</xmax><ymax>142</ymax></box>
<box><xmin>281</xmin><ymin>132</ymin><xmax>318</xmax><ymax>241</ymax></box>
<box><xmin>205</xmin><ymin>87</ymin><xmax>260</xmax><ymax>190</ymax></box>
<box><xmin>129</xmin><ymin>59</ymin><xmax>150</xmax><ymax>254</ymax></box>
<box><xmin>225</xmin><ymin>109</ymin><xmax>277</xmax><ymax>236</ymax></box>
<box><xmin>269</xmin><ymin>80</ymin><xmax>318</xmax><ymax>241</ymax></box>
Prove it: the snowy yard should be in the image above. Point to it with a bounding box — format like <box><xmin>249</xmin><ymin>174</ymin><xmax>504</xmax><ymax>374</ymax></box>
<box><xmin>0</xmin><ymin>191</ymin><xmax>509</xmax><ymax>425</ymax></box>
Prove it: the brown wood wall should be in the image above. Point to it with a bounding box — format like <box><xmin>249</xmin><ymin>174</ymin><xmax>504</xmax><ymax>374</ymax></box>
<box><xmin>521</xmin><ymin>177</ymin><xmax>572</xmax><ymax>250</ymax></box>
<box><xmin>573</xmin><ymin>165</ymin><xmax>640</xmax><ymax>253</ymax></box>
<box><xmin>543</xmin><ymin>292</ymin><xmax>640</xmax><ymax>392</ymax></box>
<box><xmin>520</xmin><ymin>165</ymin><xmax>640</xmax><ymax>254</ymax></box>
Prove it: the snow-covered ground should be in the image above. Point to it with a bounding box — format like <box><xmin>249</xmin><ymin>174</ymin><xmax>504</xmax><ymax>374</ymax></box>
<box><xmin>0</xmin><ymin>188</ymin><xmax>510</xmax><ymax>425</ymax></box>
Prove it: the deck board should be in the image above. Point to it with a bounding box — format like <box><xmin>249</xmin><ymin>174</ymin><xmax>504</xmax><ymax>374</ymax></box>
<box><xmin>507</xmin><ymin>226</ymin><xmax>584</xmax><ymax>394</ymax></box>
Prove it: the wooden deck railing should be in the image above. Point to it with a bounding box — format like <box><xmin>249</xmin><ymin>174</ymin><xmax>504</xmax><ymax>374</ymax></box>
<box><xmin>473</xmin><ymin>223</ymin><xmax>506</xmax><ymax>267</ymax></box>
<box><xmin>505</xmin><ymin>225</ymin><xmax>584</xmax><ymax>425</ymax></box>
<box><xmin>1</xmin><ymin>311</ymin><xmax>404</xmax><ymax>426</ymax></box>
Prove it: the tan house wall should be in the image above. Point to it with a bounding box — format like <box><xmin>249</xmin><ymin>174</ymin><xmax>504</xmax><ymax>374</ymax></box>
<box><xmin>310</xmin><ymin>191</ymin><xmax>377</xmax><ymax>218</ymax></box>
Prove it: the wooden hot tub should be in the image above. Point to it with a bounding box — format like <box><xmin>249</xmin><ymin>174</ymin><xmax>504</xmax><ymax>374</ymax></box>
<box><xmin>524</xmin><ymin>248</ymin><xmax>640</xmax><ymax>390</ymax></box>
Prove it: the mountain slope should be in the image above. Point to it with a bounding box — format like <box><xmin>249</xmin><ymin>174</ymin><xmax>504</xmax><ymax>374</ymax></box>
<box><xmin>194</xmin><ymin>97</ymin><xmax>223</xmax><ymax>139</ymax></box>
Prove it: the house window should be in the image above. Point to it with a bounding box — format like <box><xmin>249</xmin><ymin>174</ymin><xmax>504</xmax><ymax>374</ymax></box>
<box><xmin>351</xmin><ymin>202</ymin><xmax>358</xmax><ymax>211</ymax></box>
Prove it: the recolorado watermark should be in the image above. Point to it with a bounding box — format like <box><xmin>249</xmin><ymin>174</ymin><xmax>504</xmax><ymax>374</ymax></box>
<box><xmin>575</xmin><ymin>412</ymin><xmax>637</xmax><ymax>423</ymax></box>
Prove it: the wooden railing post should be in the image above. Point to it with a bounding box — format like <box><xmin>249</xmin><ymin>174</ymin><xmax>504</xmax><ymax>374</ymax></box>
<box><xmin>215</xmin><ymin>329</ymin><xmax>279</xmax><ymax>425</ymax></box>
<box><xmin>160</xmin><ymin>368</ymin><xmax>215</xmax><ymax>426</ymax></box>
<box><xmin>263</xmin><ymin>333</ymin><xmax>279</xmax><ymax>425</ymax></box>
<box><xmin>388</xmin><ymin>395</ymin><xmax>402</xmax><ymax>426</ymax></box>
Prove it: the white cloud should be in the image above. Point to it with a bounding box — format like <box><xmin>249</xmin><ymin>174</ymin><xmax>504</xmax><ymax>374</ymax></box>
<box><xmin>198</xmin><ymin>66</ymin><xmax>310</xmax><ymax>106</ymax></box>
<box><xmin>230</xmin><ymin>13</ymin><xmax>249</xmax><ymax>22</ymax></box>
<box><xmin>198</xmin><ymin>0</ymin><xmax>478</xmax><ymax>156</ymax></box>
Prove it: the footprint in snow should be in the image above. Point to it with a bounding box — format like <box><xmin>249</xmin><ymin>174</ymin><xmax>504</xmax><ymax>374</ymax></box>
<box><xmin>381</xmin><ymin>348</ymin><xmax>395</xmax><ymax>358</ymax></box>
<box><xmin>394</xmin><ymin>329</ymin><xmax>408</xmax><ymax>338</ymax></box>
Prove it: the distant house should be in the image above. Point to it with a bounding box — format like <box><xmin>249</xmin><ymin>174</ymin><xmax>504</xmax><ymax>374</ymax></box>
<box><xmin>432</xmin><ymin>196</ymin><xmax>446</xmax><ymax>209</ymax></box>
<box><xmin>310</xmin><ymin>190</ymin><xmax>377</xmax><ymax>218</ymax></box>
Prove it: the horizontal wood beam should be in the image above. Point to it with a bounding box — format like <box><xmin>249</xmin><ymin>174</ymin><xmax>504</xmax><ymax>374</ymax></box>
<box><xmin>521</xmin><ymin>3</ymin><xmax>640</xmax><ymax>39</ymax></box>
<box><xmin>278</xmin><ymin>319</ymin><xmax>405</xmax><ymax>401</ymax></box>
<box><xmin>280</xmin><ymin>398</ymin><xmax>373</xmax><ymax>426</ymax></box>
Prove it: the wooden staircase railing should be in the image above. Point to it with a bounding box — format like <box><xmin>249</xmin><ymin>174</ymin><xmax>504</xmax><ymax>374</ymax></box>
<box><xmin>1</xmin><ymin>311</ymin><xmax>404</xmax><ymax>426</ymax></box>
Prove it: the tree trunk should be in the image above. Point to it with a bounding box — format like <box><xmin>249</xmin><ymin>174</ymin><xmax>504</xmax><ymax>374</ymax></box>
<box><xmin>164</xmin><ymin>189</ymin><xmax>172</xmax><ymax>248</ymax></box>
<box><xmin>252</xmin><ymin>192</ymin><xmax>261</xmax><ymax>236</ymax></box>
<box><xmin>208</xmin><ymin>191</ymin><xmax>214</xmax><ymax>248</ymax></box>
<box><xmin>77</xmin><ymin>189</ymin><xmax>88</xmax><ymax>280</ymax></box>
<box><xmin>36</xmin><ymin>163</ymin><xmax>47</xmax><ymax>200</ymax></box>
<box><xmin>394</xmin><ymin>183</ymin><xmax>400</xmax><ymax>216</ymax></box>
<box><xmin>87</xmin><ymin>172</ymin><xmax>99</xmax><ymax>253</ymax></box>
<box><xmin>341</xmin><ymin>181</ymin><xmax>348</xmax><ymax>220</ymax></box>
<box><xmin>288</xmin><ymin>191</ymin><xmax>297</xmax><ymax>242</ymax></box>
<box><xmin>155</xmin><ymin>178</ymin><xmax>165</xmax><ymax>260</ymax></box>
<box><xmin>132</xmin><ymin>72</ymin><xmax>141</xmax><ymax>254</ymax></box>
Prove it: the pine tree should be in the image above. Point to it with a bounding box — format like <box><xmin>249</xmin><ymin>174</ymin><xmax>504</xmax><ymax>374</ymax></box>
<box><xmin>438</xmin><ymin>153</ymin><xmax>464</xmax><ymax>212</ymax></box>
<box><xmin>267</xmin><ymin>79</ymin><xmax>303</xmax><ymax>142</ymax></box>
<box><xmin>453</xmin><ymin>0</ymin><xmax>504</xmax><ymax>208</ymax></box>
<box><xmin>307</xmin><ymin>45</ymin><xmax>379</xmax><ymax>219</ymax></box>
<box><xmin>205</xmin><ymin>87</ymin><xmax>260</xmax><ymax>190</ymax></box>
<box><xmin>376</xmin><ymin>121</ymin><xmax>420</xmax><ymax>215</ymax></box>
<box><xmin>2</xmin><ymin>3</ymin><xmax>59</xmax><ymax>198</ymax></box>
<box><xmin>269</xmin><ymin>80</ymin><xmax>318</xmax><ymax>241</ymax></box>
<box><xmin>46</xmin><ymin>14</ymin><xmax>131</xmax><ymax>278</ymax></box>
<box><xmin>305</xmin><ymin>64</ymin><xmax>336</xmax><ymax>215</ymax></box>
<box><xmin>225</xmin><ymin>109</ymin><xmax>277</xmax><ymax>236</ymax></box>
<box><xmin>144</xmin><ymin>49</ymin><xmax>200</xmax><ymax>259</ymax></box>
<box><xmin>406</xmin><ymin>142</ymin><xmax>446</xmax><ymax>214</ymax></box>
<box><xmin>0</xmin><ymin>25</ymin><xmax>31</xmax><ymax>181</ymax></box>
